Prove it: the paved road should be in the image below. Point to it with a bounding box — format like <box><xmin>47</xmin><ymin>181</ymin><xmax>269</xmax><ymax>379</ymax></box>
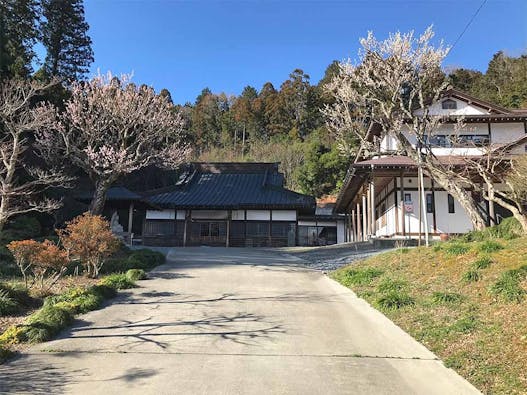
<box><xmin>0</xmin><ymin>248</ymin><xmax>479</xmax><ymax>394</ymax></box>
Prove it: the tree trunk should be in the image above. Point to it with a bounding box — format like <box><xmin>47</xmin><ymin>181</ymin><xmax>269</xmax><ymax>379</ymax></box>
<box><xmin>426</xmin><ymin>166</ymin><xmax>488</xmax><ymax>231</ymax></box>
<box><xmin>89</xmin><ymin>179</ymin><xmax>110</xmax><ymax>215</ymax></box>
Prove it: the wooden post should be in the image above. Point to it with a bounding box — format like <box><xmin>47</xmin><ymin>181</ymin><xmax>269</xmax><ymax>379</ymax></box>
<box><xmin>127</xmin><ymin>202</ymin><xmax>134</xmax><ymax>245</ymax></box>
<box><xmin>362</xmin><ymin>194</ymin><xmax>367</xmax><ymax>241</ymax></box>
<box><xmin>370</xmin><ymin>179</ymin><xmax>376</xmax><ymax>237</ymax></box>
<box><xmin>356</xmin><ymin>202</ymin><xmax>361</xmax><ymax>242</ymax></box>
<box><xmin>400</xmin><ymin>171</ymin><xmax>406</xmax><ymax>237</ymax></box>
<box><xmin>350</xmin><ymin>210</ymin><xmax>357</xmax><ymax>241</ymax></box>
<box><xmin>226</xmin><ymin>210</ymin><xmax>231</xmax><ymax>247</ymax></box>
<box><xmin>183</xmin><ymin>210</ymin><xmax>190</xmax><ymax>247</ymax></box>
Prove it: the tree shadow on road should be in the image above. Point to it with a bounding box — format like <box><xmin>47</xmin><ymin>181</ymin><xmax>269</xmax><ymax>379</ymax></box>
<box><xmin>0</xmin><ymin>355</ymin><xmax>88</xmax><ymax>393</ymax></box>
<box><xmin>59</xmin><ymin>312</ymin><xmax>285</xmax><ymax>351</ymax></box>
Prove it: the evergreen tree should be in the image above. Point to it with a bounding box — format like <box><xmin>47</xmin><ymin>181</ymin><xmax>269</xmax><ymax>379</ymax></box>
<box><xmin>0</xmin><ymin>0</ymin><xmax>40</xmax><ymax>79</ymax></box>
<box><xmin>41</xmin><ymin>0</ymin><xmax>93</xmax><ymax>80</ymax></box>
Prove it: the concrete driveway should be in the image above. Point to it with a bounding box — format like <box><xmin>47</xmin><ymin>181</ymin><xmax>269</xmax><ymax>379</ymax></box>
<box><xmin>0</xmin><ymin>248</ymin><xmax>479</xmax><ymax>394</ymax></box>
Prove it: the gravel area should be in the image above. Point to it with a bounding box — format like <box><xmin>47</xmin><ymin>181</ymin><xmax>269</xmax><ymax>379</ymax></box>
<box><xmin>276</xmin><ymin>243</ymin><xmax>393</xmax><ymax>272</ymax></box>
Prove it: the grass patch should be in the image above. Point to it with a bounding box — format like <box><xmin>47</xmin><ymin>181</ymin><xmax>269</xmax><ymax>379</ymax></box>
<box><xmin>490</xmin><ymin>266</ymin><xmax>527</xmax><ymax>302</ymax></box>
<box><xmin>462</xmin><ymin>270</ymin><xmax>481</xmax><ymax>283</ymax></box>
<box><xmin>339</xmin><ymin>267</ymin><xmax>384</xmax><ymax>286</ymax></box>
<box><xmin>377</xmin><ymin>278</ymin><xmax>407</xmax><ymax>293</ymax></box>
<box><xmin>472</xmin><ymin>256</ymin><xmax>492</xmax><ymax>270</ymax></box>
<box><xmin>477</xmin><ymin>240</ymin><xmax>504</xmax><ymax>253</ymax></box>
<box><xmin>101</xmin><ymin>248</ymin><xmax>165</xmax><ymax>274</ymax></box>
<box><xmin>376</xmin><ymin>291</ymin><xmax>414</xmax><ymax>310</ymax></box>
<box><xmin>443</xmin><ymin>242</ymin><xmax>470</xmax><ymax>256</ymax></box>
<box><xmin>431</xmin><ymin>291</ymin><xmax>463</xmax><ymax>305</ymax></box>
<box><xmin>126</xmin><ymin>268</ymin><xmax>146</xmax><ymax>281</ymax></box>
<box><xmin>449</xmin><ymin>315</ymin><xmax>479</xmax><ymax>334</ymax></box>
<box><xmin>100</xmin><ymin>273</ymin><xmax>137</xmax><ymax>290</ymax></box>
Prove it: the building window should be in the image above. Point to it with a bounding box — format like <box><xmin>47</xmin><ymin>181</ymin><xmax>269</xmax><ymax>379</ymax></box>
<box><xmin>404</xmin><ymin>193</ymin><xmax>412</xmax><ymax>202</ymax></box>
<box><xmin>426</xmin><ymin>193</ymin><xmax>434</xmax><ymax>213</ymax></box>
<box><xmin>442</xmin><ymin>99</ymin><xmax>457</xmax><ymax>109</ymax></box>
<box><xmin>448</xmin><ymin>194</ymin><xmax>455</xmax><ymax>213</ymax></box>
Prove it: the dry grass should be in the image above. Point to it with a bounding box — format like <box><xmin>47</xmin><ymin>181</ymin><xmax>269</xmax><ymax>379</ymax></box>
<box><xmin>332</xmin><ymin>236</ymin><xmax>527</xmax><ymax>395</ymax></box>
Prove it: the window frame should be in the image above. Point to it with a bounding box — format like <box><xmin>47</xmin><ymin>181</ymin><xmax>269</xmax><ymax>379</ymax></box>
<box><xmin>448</xmin><ymin>194</ymin><xmax>455</xmax><ymax>214</ymax></box>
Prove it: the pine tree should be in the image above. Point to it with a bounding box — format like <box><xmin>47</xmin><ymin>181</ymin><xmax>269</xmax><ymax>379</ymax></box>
<box><xmin>41</xmin><ymin>0</ymin><xmax>93</xmax><ymax>80</ymax></box>
<box><xmin>0</xmin><ymin>0</ymin><xmax>40</xmax><ymax>79</ymax></box>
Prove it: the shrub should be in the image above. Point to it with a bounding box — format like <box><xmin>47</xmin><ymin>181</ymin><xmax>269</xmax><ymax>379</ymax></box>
<box><xmin>0</xmin><ymin>289</ymin><xmax>19</xmax><ymax>316</ymax></box>
<box><xmin>0</xmin><ymin>282</ymin><xmax>36</xmax><ymax>308</ymax></box>
<box><xmin>376</xmin><ymin>291</ymin><xmax>414</xmax><ymax>310</ymax></box>
<box><xmin>126</xmin><ymin>269</ymin><xmax>146</xmax><ymax>281</ymax></box>
<box><xmin>473</xmin><ymin>256</ymin><xmax>492</xmax><ymax>270</ymax></box>
<box><xmin>443</xmin><ymin>242</ymin><xmax>470</xmax><ymax>256</ymax></box>
<box><xmin>342</xmin><ymin>267</ymin><xmax>384</xmax><ymax>286</ymax></box>
<box><xmin>462</xmin><ymin>270</ymin><xmax>481</xmax><ymax>283</ymax></box>
<box><xmin>127</xmin><ymin>249</ymin><xmax>165</xmax><ymax>269</ymax></box>
<box><xmin>7</xmin><ymin>240</ymin><xmax>69</xmax><ymax>291</ymax></box>
<box><xmin>0</xmin><ymin>216</ymin><xmax>42</xmax><ymax>244</ymax></box>
<box><xmin>477</xmin><ymin>240</ymin><xmax>504</xmax><ymax>254</ymax></box>
<box><xmin>0</xmin><ymin>325</ymin><xmax>27</xmax><ymax>345</ymax></box>
<box><xmin>490</xmin><ymin>266</ymin><xmax>527</xmax><ymax>302</ymax></box>
<box><xmin>461</xmin><ymin>217</ymin><xmax>523</xmax><ymax>242</ymax></box>
<box><xmin>44</xmin><ymin>287</ymin><xmax>102</xmax><ymax>314</ymax></box>
<box><xmin>377</xmin><ymin>278</ymin><xmax>407</xmax><ymax>293</ymax></box>
<box><xmin>100</xmin><ymin>249</ymin><xmax>165</xmax><ymax>274</ymax></box>
<box><xmin>89</xmin><ymin>284</ymin><xmax>117</xmax><ymax>299</ymax></box>
<box><xmin>24</xmin><ymin>305</ymin><xmax>73</xmax><ymax>343</ymax></box>
<box><xmin>58</xmin><ymin>213</ymin><xmax>120</xmax><ymax>278</ymax></box>
<box><xmin>432</xmin><ymin>291</ymin><xmax>463</xmax><ymax>304</ymax></box>
<box><xmin>100</xmin><ymin>274</ymin><xmax>136</xmax><ymax>290</ymax></box>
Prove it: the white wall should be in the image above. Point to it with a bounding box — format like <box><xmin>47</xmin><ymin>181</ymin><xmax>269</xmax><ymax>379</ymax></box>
<box><xmin>246</xmin><ymin>210</ymin><xmax>270</xmax><ymax>221</ymax></box>
<box><xmin>271</xmin><ymin>210</ymin><xmax>297</xmax><ymax>221</ymax></box>
<box><xmin>414</xmin><ymin>97</ymin><xmax>488</xmax><ymax>116</ymax></box>
<box><xmin>337</xmin><ymin>220</ymin><xmax>346</xmax><ymax>244</ymax></box>
<box><xmin>191</xmin><ymin>210</ymin><xmax>228</xmax><ymax>219</ymax></box>
<box><xmin>146</xmin><ymin>209</ymin><xmax>175</xmax><ymax>220</ymax></box>
<box><xmin>231</xmin><ymin>210</ymin><xmax>245</xmax><ymax>221</ymax></box>
<box><xmin>491</xmin><ymin>123</ymin><xmax>525</xmax><ymax>145</ymax></box>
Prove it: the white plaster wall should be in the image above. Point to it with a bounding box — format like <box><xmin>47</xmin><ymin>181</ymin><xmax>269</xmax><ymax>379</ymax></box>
<box><xmin>231</xmin><ymin>210</ymin><xmax>245</xmax><ymax>221</ymax></box>
<box><xmin>414</xmin><ymin>98</ymin><xmax>488</xmax><ymax>116</ymax></box>
<box><xmin>176</xmin><ymin>210</ymin><xmax>186</xmax><ymax>220</ymax></box>
<box><xmin>271</xmin><ymin>210</ymin><xmax>297</xmax><ymax>221</ymax></box>
<box><xmin>491</xmin><ymin>123</ymin><xmax>525</xmax><ymax>145</ymax></box>
<box><xmin>246</xmin><ymin>210</ymin><xmax>271</xmax><ymax>221</ymax></box>
<box><xmin>337</xmin><ymin>220</ymin><xmax>346</xmax><ymax>244</ymax></box>
<box><xmin>146</xmin><ymin>209</ymin><xmax>175</xmax><ymax>220</ymax></box>
<box><xmin>191</xmin><ymin>210</ymin><xmax>228</xmax><ymax>220</ymax></box>
<box><xmin>434</xmin><ymin>191</ymin><xmax>473</xmax><ymax>234</ymax></box>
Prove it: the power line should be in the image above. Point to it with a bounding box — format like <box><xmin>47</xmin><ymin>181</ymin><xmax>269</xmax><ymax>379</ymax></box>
<box><xmin>447</xmin><ymin>0</ymin><xmax>488</xmax><ymax>55</ymax></box>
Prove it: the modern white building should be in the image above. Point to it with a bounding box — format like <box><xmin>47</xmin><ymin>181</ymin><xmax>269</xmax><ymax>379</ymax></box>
<box><xmin>335</xmin><ymin>89</ymin><xmax>527</xmax><ymax>240</ymax></box>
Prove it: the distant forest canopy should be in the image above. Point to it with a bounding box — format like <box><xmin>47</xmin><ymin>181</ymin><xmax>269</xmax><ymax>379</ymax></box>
<box><xmin>169</xmin><ymin>52</ymin><xmax>527</xmax><ymax>197</ymax></box>
<box><xmin>1</xmin><ymin>1</ymin><xmax>526</xmax><ymax>199</ymax></box>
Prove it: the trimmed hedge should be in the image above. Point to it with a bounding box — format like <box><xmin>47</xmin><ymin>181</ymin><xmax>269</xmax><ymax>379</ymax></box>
<box><xmin>101</xmin><ymin>249</ymin><xmax>165</xmax><ymax>274</ymax></box>
<box><xmin>126</xmin><ymin>269</ymin><xmax>146</xmax><ymax>281</ymax></box>
<box><xmin>0</xmin><ymin>276</ymin><xmax>134</xmax><ymax>349</ymax></box>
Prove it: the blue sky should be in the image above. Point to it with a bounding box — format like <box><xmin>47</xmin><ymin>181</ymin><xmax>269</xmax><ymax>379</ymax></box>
<box><xmin>79</xmin><ymin>0</ymin><xmax>526</xmax><ymax>104</ymax></box>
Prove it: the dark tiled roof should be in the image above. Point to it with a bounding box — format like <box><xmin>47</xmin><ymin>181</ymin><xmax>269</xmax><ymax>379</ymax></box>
<box><xmin>144</xmin><ymin>163</ymin><xmax>316</xmax><ymax>212</ymax></box>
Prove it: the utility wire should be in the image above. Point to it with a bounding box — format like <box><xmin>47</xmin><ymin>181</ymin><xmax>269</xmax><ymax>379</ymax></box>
<box><xmin>447</xmin><ymin>0</ymin><xmax>488</xmax><ymax>55</ymax></box>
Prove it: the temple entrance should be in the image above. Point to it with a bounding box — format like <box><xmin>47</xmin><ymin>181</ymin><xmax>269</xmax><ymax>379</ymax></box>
<box><xmin>190</xmin><ymin>221</ymin><xmax>228</xmax><ymax>246</ymax></box>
